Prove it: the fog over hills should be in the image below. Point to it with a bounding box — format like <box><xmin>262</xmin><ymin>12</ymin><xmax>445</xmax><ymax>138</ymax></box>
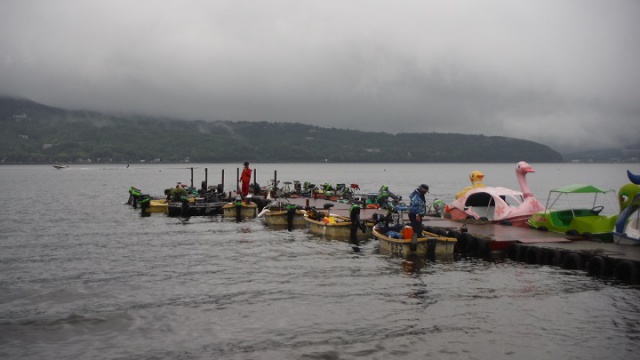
<box><xmin>1</xmin><ymin>96</ymin><xmax>570</xmax><ymax>164</ymax></box>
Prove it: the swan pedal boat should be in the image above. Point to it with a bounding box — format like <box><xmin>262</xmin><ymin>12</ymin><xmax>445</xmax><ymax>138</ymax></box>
<box><xmin>304</xmin><ymin>213</ymin><xmax>373</xmax><ymax>241</ymax></box>
<box><xmin>527</xmin><ymin>184</ymin><xmax>618</xmax><ymax>241</ymax></box>
<box><xmin>373</xmin><ymin>224</ymin><xmax>457</xmax><ymax>258</ymax></box>
<box><xmin>446</xmin><ymin>162</ymin><xmax>544</xmax><ymax>228</ymax></box>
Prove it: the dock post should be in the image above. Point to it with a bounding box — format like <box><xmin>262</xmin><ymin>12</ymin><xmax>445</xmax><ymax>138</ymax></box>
<box><xmin>273</xmin><ymin>170</ymin><xmax>277</xmax><ymax>197</ymax></box>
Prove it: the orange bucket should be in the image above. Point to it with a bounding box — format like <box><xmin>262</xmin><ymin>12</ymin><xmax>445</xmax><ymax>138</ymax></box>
<box><xmin>402</xmin><ymin>226</ymin><xmax>414</xmax><ymax>239</ymax></box>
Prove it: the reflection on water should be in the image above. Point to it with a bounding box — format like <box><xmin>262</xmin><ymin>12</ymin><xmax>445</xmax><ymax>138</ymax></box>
<box><xmin>0</xmin><ymin>164</ymin><xmax>638</xmax><ymax>359</ymax></box>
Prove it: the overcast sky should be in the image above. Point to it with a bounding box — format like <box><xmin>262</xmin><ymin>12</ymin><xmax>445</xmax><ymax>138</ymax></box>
<box><xmin>1</xmin><ymin>0</ymin><xmax>638</xmax><ymax>152</ymax></box>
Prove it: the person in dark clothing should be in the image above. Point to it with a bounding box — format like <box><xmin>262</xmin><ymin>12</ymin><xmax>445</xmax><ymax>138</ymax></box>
<box><xmin>408</xmin><ymin>184</ymin><xmax>429</xmax><ymax>251</ymax></box>
<box><xmin>377</xmin><ymin>185</ymin><xmax>400</xmax><ymax>210</ymax></box>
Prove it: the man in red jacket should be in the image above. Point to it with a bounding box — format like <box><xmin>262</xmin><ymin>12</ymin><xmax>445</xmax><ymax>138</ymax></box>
<box><xmin>239</xmin><ymin>161</ymin><xmax>252</xmax><ymax>197</ymax></box>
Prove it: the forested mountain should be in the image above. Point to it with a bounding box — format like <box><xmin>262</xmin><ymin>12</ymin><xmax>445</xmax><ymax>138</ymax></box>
<box><xmin>0</xmin><ymin>96</ymin><xmax>564</xmax><ymax>164</ymax></box>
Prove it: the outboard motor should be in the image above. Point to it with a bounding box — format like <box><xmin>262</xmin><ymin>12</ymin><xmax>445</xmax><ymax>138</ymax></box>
<box><xmin>234</xmin><ymin>196</ymin><xmax>243</xmax><ymax>222</ymax></box>
<box><xmin>285</xmin><ymin>204</ymin><xmax>298</xmax><ymax>232</ymax></box>
<box><xmin>180</xmin><ymin>196</ymin><xmax>190</xmax><ymax>219</ymax></box>
<box><xmin>128</xmin><ymin>187</ymin><xmax>141</xmax><ymax>207</ymax></box>
<box><xmin>139</xmin><ymin>194</ymin><xmax>151</xmax><ymax>216</ymax></box>
<box><xmin>323</xmin><ymin>203</ymin><xmax>334</xmax><ymax>215</ymax></box>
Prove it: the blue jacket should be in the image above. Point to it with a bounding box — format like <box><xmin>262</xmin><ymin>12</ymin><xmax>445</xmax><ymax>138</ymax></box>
<box><xmin>408</xmin><ymin>188</ymin><xmax>426</xmax><ymax>216</ymax></box>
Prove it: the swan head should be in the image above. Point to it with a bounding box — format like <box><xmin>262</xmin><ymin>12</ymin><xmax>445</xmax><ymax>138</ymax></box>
<box><xmin>516</xmin><ymin>161</ymin><xmax>534</xmax><ymax>174</ymax></box>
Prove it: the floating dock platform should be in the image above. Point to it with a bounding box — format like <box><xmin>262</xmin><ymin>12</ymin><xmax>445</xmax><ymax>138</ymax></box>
<box><xmin>421</xmin><ymin>217</ymin><xmax>640</xmax><ymax>285</ymax></box>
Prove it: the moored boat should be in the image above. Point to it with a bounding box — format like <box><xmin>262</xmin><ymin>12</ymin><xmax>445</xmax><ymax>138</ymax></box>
<box><xmin>304</xmin><ymin>207</ymin><xmax>372</xmax><ymax>241</ymax></box>
<box><xmin>222</xmin><ymin>198</ymin><xmax>258</xmax><ymax>220</ymax></box>
<box><xmin>145</xmin><ymin>199</ymin><xmax>169</xmax><ymax>214</ymax></box>
<box><xmin>258</xmin><ymin>200</ymin><xmax>306</xmax><ymax>229</ymax></box>
<box><xmin>527</xmin><ymin>183</ymin><xmax>618</xmax><ymax>241</ymax></box>
<box><xmin>446</xmin><ymin>161</ymin><xmax>544</xmax><ymax>227</ymax></box>
<box><xmin>373</xmin><ymin>224</ymin><xmax>457</xmax><ymax>258</ymax></box>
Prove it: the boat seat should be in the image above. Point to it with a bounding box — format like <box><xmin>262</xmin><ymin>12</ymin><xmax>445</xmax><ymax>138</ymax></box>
<box><xmin>551</xmin><ymin>210</ymin><xmax>574</xmax><ymax>226</ymax></box>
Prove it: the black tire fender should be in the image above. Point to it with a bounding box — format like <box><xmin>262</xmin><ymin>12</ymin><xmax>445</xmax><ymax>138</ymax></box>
<box><xmin>550</xmin><ymin>249</ymin><xmax>564</xmax><ymax>266</ymax></box>
<box><xmin>614</xmin><ymin>260</ymin><xmax>638</xmax><ymax>284</ymax></box>
<box><xmin>476</xmin><ymin>238</ymin><xmax>489</xmax><ymax>260</ymax></box>
<box><xmin>586</xmin><ymin>256</ymin><xmax>607</xmax><ymax>278</ymax></box>
<box><xmin>506</xmin><ymin>243</ymin><xmax>520</xmax><ymax>261</ymax></box>
<box><xmin>561</xmin><ymin>252</ymin><xmax>583</xmax><ymax>270</ymax></box>
<box><xmin>525</xmin><ymin>246</ymin><xmax>541</xmax><ymax>264</ymax></box>
<box><xmin>457</xmin><ymin>232</ymin><xmax>474</xmax><ymax>257</ymax></box>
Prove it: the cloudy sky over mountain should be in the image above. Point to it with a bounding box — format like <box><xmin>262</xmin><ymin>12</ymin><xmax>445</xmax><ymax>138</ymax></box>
<box><xmin>1</xmin><ymin>0</ymin><xmax>638</xmax><ymax>152</ymax></box>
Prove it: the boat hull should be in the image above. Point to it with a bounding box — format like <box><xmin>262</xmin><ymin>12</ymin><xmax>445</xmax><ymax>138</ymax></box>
<box><xmin>222</xmin><ymin>202</ymin><xmax>258</xmax><ymax>219</ymax></box>
<box><xmin>528</xmin><ymin>210</ymin><xmax>617</xmax><ymax>241</ymax></box>
<box><xmin>304</xmin><ymin>215</ymin><xmax>372</xmax><ymax>241</ymax></box>
<box><xmin>263</xmin><ymin>210</ymin><xmax>306</xmax><ymax>228</ymax></box>
<box><xmin>374</xmin><ymin>227</ymin><xmax>457</xmax><ymax>258</ymax></box>
<box><xmin>145</xmin><ymin>199</ymin><xmax>168</xmax><ymax>214</ymax></box>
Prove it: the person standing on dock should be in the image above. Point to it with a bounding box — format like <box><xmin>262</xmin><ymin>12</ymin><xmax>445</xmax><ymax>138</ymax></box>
<box><xmin>239</xmin><ymin>161</ymin><xmax>252</xmax><ymax>197</ymax></box>
<box><xmin>408</xmin><ymin>184</ymin><xmax>429</xmax><ymax>252</ymax></box>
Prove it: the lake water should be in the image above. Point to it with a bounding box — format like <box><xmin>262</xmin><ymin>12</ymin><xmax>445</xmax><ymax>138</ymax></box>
<box><xmin>1</xmin><ymin>162</ymin><xmax>639</xmax><ymax>360</ymax></box>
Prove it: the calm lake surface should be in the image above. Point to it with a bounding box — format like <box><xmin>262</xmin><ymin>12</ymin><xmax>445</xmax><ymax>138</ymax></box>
<box><xmin>1</xmin><ymin>162</ymin><xmax>639</xmax><ymax>360</ymax></box>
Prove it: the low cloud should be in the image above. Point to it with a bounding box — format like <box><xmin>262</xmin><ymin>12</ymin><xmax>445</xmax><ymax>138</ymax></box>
<box><xmin>2</xmin><ymin>0</ymin><xmax>638</xmax><ymax>153</ymax></box>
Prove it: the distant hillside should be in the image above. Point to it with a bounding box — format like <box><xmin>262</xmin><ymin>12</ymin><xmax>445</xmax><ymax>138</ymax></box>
<box><xmin>0</xmin><ymin>96</ymin><xmax>564</xmax><ymax>164</ymax></box>
<box><xmin>563</xmin><ymin>144</ymin><xmax>640</xmax><ymax>163</ymax></box>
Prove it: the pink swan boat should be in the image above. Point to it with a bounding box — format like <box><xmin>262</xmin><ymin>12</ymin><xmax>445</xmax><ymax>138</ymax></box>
<box><xmin>445</xmin><ymin>161</ymin><xmax>544</xmax><ymax>227</ymax></box>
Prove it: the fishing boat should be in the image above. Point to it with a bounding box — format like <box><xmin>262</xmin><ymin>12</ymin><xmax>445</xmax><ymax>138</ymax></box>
<box><xmin>527</xmin><ymin>183</ymin><xmax>618</xmax><ymax>241</ymax></box>
<box><xmin>373</xmin><ymin>224</ymin><xmax>457</xmax><ymax>258</ymax></box>
<box><xmin>222</xmin><ymin>198</ymin><xmax>258</xmax><ymax>219</ymax></box>
<box><xmin>303</xmin><ymin>205</ymin><xmax>372</xmax><ymax>241</ymax></box>
<box><xmin>257</xmin><ymin>200</ymin><xmax>306</xmax><ymax>229</ymax></box>
<box><xmin>144</xmin><ymin>199</ymin><xmax>169</xmax><ymax>214</ymax></box>
<box><xmin>446</xmin><ymin>161</ymin><xmax>544</xmax><ymax>227</ymax></box>
<box><xmin>167</xmin><ymin>199</ymin><xmax>226</xmax><ymax>217</ymax></box>
<box><xmin>52</xmin><ymin>164</ymin><xmax>69</xmax><ymax>169</ymax></box>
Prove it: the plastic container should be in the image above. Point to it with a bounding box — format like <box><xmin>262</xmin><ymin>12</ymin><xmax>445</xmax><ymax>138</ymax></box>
<box><xmin>402</xmin><ymin>226</ymin><xmax>414</xmax><ymax>239</ymax></box>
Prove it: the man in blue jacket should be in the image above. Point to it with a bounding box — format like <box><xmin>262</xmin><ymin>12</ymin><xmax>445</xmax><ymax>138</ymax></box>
<box><xmin>408</xmin><ymin>184</ymin><xmax>429</xmax><ymax>251</ymax></box>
